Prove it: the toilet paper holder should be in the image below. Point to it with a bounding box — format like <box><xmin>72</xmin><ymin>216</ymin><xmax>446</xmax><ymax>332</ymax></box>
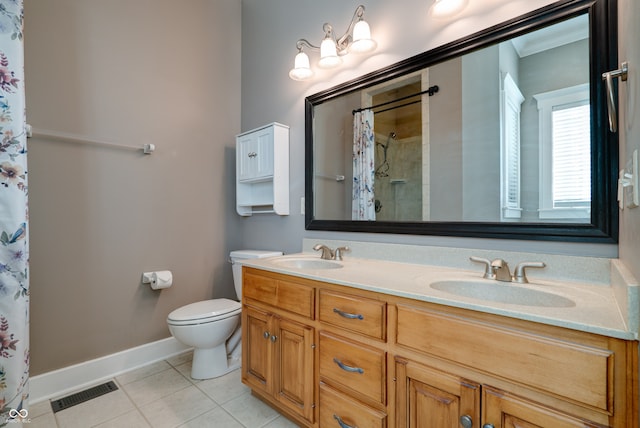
<box><xmin>142</xmin><ymin>270</ymin><xmax>173</xmax><ymax>290</ymax></box>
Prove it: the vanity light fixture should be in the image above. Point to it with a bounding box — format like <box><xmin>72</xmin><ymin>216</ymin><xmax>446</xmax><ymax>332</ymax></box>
<box><xmin>289</xmin><ymin>5</ymin><xmax>377</xmax><ymax>81</ymax></box>
<box><xmin>429</xmin><ymin>0</ymin><xmax>469</xmax><ymax>19</ymax></box>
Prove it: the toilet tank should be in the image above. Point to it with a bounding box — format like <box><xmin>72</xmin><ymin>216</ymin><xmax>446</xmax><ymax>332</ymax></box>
<box><xmin>229</xmin><ymin>250</ymin><xmax>282</xmax><ymax>299</ymax></box>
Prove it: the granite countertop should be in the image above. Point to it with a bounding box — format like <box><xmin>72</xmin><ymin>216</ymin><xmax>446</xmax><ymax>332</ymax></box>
<box><xmin>242</xmin><ymin>251</ymin><xmax>638</xmax><ymax>340</ymax></box>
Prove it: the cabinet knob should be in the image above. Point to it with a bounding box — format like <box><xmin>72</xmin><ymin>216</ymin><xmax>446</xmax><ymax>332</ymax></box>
<box><xmin>270</xmin><ymin>335</ymin><xmax>278</xmax><ymax>343</ymax></box>
<box><xmin>459</xmin><ymin>415</ymin><xmax>473</xmax><ymax>428</ymax></box>
<box><xmin>333</xmin><ymin>414</ymin><xmax>355</xmax><ymax>428</ymax></box>
<box><xmin>263</xmin><ymin>331</ymin><xmax>270</xmax><ymax>339</ymax></box>
<box><xmin>482</xmin><ymin>425</ymin><xmax>495</xmax><ymax>428</ymax></box>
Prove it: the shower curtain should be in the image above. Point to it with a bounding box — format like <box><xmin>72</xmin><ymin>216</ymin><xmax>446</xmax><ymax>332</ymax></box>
<box><xmin>352</xmin><ymin>109</ymin><xmax>376</xmax><ymax>220</ymax></box>
<box><xmin>0</xmin><ymin>0</ymin><xmax>29</xmax><ymax>424</ymax></box>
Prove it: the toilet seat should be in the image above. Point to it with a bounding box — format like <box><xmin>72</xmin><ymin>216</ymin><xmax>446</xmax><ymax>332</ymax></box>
<box><xmin>167</xmin><ymin>298</ymin><xmax>241</xmax><ymax>326</ymax></box>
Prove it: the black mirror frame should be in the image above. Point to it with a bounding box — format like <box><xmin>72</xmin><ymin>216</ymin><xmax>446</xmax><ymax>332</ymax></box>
<box><xmin>305</xmin><ymin>0</ymin><xmax>618</xmax><ymax>243</ymax></box>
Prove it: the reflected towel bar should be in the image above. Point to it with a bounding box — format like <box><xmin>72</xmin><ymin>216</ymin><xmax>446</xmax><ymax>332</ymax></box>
<box><xmin>316</xmin><ymin>174</ymin><xmax>345</xmax><ymax>182</ymax></box>
<box><xmin>602</xmin><ymin>61</ymin><xmax>628</xmax><ymax>133</ymax></box>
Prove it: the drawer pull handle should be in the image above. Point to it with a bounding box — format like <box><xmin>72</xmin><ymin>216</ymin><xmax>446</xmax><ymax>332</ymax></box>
<box><xmin>333</xmin><ymin>414</ymin><xmax>356</xmax><ymax>428</ymax></box>
<box><xmin>333</xmin><ymin>308</ymin><xmax>364</xmax><ymax>320</ymax></box>
<box><xmin>333</xmin><ymin>358</ymin><xmax>364</xmax><ymax>374</ymax></box>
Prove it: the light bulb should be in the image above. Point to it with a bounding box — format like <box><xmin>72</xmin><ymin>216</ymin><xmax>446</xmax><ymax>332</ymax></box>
<box><xmin>350</xmin><ymin>19</ymin><xmax>377</xmax><ymax>53</ymax></box>
<box><xmin>289</xmin><ymin>51</ymin><xmax>313</xmax><ymax>81</ymax></box>
<box><xmin>319</xmin><ymin>37</ymin><xmax>341</xmax><ymax>69</ymax></box>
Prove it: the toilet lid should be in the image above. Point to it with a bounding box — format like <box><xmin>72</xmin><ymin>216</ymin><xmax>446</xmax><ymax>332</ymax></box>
<box><xmin>167</xmin><ymin>299</ymin><xmax>241</xmax><ymax>323</ymax></box>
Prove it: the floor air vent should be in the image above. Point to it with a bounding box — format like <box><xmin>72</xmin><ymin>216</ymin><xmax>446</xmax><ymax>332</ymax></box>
<box><xmin>51</xmin><ymin>380</ymin><xmax>119</xmax><ymax>413</ymax></box>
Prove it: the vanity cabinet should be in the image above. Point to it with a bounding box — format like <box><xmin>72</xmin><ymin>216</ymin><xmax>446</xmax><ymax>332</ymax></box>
<box><xmin>241</xmin><ymin>267</ymin><xmax>638</xmax><ymax>428</ymax></box>
<box><xmin>241</xmin><ymin>270</ymin><xmax>315</xmax><ymax>425</ymax></box>
<box><xmin>236</xmin><ymin>122</ymin><xmax>289</xmax><ymax>216</ymax></box>
<box><xmin>394</xmin><ymin>303</ymin><xmax>633</xmax><ymax>428</ymax></box>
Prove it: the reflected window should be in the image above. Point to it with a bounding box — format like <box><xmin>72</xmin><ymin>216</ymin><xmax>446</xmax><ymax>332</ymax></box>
<box><xmin>535</xmin><ymin>83</ymin><xmax>591</xmax><ymax>219</ymax></box>
<box><xmin>501</xmin><ymin>73</ymin><xmax>525</xmax><ymax>220</ymax></box>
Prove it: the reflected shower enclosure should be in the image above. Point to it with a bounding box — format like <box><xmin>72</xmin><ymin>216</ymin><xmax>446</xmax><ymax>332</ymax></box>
<box><xmin>311</xmin><ymin>14</ymin><xmax>591</xmax><ymax>224</ymax></box>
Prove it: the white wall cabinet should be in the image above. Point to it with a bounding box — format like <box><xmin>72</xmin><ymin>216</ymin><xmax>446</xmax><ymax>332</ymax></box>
<box><xmin>236</xmin><ymin>123</ymin><xmax>289</xmax><ymax>216</ymax></box>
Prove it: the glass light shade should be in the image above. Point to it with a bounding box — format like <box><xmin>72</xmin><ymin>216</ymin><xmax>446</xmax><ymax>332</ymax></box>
<box><xmin>350</xmin><ymin>20</ymin><xmax>377</xmax><ymax>53</ymax></box>
<box><xmin>430</xmin><ymin>0</ymin><xmax>468</xmax><ymax>18</ymax></box>
<box><xmin>318</xmin><ymin>37</ymin><xmax>341</xmax><ymax>69</ymax></box>
<box><xmin>289</xmin><ymin>51</ymin><xmax>314</xmax><ymax>81</ymax></box>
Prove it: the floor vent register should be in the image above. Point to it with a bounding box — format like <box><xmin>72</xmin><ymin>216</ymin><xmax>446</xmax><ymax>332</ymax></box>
<box><xmin>50</xmin><ymin>380</ymin><xmax>119</xmax><ymax>413</ymax></box>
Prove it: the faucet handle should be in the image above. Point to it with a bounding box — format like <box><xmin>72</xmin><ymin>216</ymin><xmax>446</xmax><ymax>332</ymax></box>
<box><xmin>313</xmin><ymin>244</ymin><xmax>334</xmax><ymax>260</ymax></box>
<box><xmin>513</xmin><ymin>261</ymin><xmax>546</xmax><ymax>283</ymax></box>
<box><xmin>334</xmin><ymin>246</ymin><xmax>350</xmax><ymax>261</ymax></box>
<box><xmin>470</xmin><ymin>256</ymin><xmax>495</xmax><ymax>280</ymax></box>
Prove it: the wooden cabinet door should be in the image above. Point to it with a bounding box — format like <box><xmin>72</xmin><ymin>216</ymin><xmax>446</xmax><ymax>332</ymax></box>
<box><xmin>395</xmin><ymin>357</ymin><xmax>480</xmax><ymax>428</ymax></box>
<box><xmin>483</xmin><ymin>386</ymin><xmax>605</xmax><ymax>428</ymax></box>
<box><xmin>275</xmin><ymin>317</ymin><xmax>315</xmax><ymax>423</ymax></box>
<box><xmin>242</xmin><ymin>306</ymin><xmax>274</xmax><ymax>394</ymax></box>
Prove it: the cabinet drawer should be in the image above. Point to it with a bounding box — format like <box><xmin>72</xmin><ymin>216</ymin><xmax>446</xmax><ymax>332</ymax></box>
<box><xmin>320</xmin><ymin>383</ymin><xmax>386</xmax><ymax>428</ymax></box>
<box><xmin>319</xmin><ymin>289</ymin><xmax>386</xmax><ymax>340</ymax></box>
<box><xmin>244</xmin><ymin>271</ymin><xmax>314</xmax><ymax>319</ymax></box>
<box><xmin>319</xmin><ymin>332</ymin><xmax>386</xmax><ymax>405</ymax></box>
<box><xmin>396</xmin><ymin>304</ymin><xmax>613</xmax><ymax>412</ymax></box>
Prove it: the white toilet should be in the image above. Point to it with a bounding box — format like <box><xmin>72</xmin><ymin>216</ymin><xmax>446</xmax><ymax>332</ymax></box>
<box><xmin>167</xmin><ymin>250</ymin><xmax>282</xmax><ymax>379</ymax></box>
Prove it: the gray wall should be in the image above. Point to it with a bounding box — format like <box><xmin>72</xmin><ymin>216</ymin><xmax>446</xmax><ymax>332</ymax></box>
<box><xmin>25</xmin><ymin>0</ymin><xmax>242</xmax><ymax>375</ymax></box>
<box><xmin>240</xmin><ymin>0</ymin><xmax>622</xmax><ymax>258</ymax></box>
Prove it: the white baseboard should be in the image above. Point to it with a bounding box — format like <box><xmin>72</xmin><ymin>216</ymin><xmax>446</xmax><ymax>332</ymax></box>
<box><xmin>30</xmin><ymin>337</ymin><xmax>191</xmax><ymax>404</ymax></box>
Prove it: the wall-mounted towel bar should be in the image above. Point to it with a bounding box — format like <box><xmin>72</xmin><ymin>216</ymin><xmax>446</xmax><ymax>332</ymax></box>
<box><xmin>26</xmin><ymin>125</ymin><xmax>155</xmax><ymax>154</ymax></box>
<box><xmin>602</xmin><ymin>61</ymin><xmax>628</xmax><ymax>133</ymax></box>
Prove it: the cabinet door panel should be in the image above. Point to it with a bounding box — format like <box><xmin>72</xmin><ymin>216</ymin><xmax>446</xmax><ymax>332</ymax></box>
<box><xmin>242</xmin><ymin>306</ymin><xmax>273</xmax><ymax>394</ymax></box>
<box><xmin>276</xmin><ymin>318</ymin><xmax>315</xmax><ymax>423</ymax></box>
<box><xmin>395</xmin><ymin>357</ymin><xmax>480</xmax><ymax>428</ymax></box>
<box><xmin>483</xmin><ymin>386</ymin><xmax>605</xmax><ymax>428</ymax></box>
<box><xmin>255</xmin><ymin>130</ymin><xmax>274</xmax><ymax>178</ymax></box>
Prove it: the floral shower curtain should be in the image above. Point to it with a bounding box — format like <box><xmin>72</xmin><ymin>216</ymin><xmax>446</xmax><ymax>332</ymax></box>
<box><xmin>352</xmin><ymin>109</ymin><xmax>376</xmax><ymax>220</ymax></box>
<box><xmin>0</xmin><ymin>1</ymin><xmax>29</xmax><ymax>425</ymax></box>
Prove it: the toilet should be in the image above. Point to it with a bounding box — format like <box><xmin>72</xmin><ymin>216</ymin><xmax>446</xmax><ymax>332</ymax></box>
<box><xmin>167</xmin><ymin>250</ymin><xmax>282</xmax><ymax>379</ymax></box>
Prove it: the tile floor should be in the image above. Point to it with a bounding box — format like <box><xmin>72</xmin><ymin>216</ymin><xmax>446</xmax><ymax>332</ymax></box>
<box><xmin>27</xmin><ymin>352</ymin><xmax>299</xmax><ymax>428</ymax></box>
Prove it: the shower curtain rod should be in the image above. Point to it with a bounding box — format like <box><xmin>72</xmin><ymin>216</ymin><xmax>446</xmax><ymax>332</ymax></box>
<box><xmin>352</xmin><ymin>85</ymin><xmax>439</xmax><ymax>115</ymax></box>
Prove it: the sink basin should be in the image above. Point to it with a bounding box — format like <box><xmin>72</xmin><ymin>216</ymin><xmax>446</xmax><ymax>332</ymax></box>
<box><xmin>273</xmin><ymin>257</ymin><xmax>343</xmax><ymax>270</ymax></box>
<box><xmin>430</xmin><ymin>280</ymin><xmax>575</xmax><ymax>308</ymax></box>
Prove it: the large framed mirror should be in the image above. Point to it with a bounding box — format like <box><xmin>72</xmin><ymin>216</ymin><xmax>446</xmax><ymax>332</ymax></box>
<box><xmin>305</xmin><ymin>0</ymin><xmax>618</xmax><ymax>243</ymax></box>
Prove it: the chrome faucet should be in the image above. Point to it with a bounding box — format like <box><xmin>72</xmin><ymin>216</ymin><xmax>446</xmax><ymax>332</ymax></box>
<box><xmin>471</xmin><ymin>256</ymin><xmax>546</xmax><ymax>283</ymax></box>
<box><xmin>313</xmin><ymin>244</ymin><xmax>350</xmax><ymax>260</ymax></box>
<box><xmin>490</xmin><ymin>258</ymin><xmax>512</xmax><ymax>282</ymax></box>
<box><xmin>313</xmin><ymin>244</ymin><xmax>334</xmax><ymax>260</ymax></box>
